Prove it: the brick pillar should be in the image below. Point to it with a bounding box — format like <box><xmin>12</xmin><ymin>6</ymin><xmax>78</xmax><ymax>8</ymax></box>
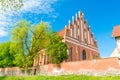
<box><xmin>76</xmin><ymin>46</ymin><xmax>79</xmax><ymax>61</ymax></box>
<box><xmin>78</xmin><ymin>11</ymin><xmax>81</xmax><ymax>41</ymax></box>
<box><xmin>81</xmin><ymin>13</ymin><xmax>84</xmax><ymax>42</ymax></box>
<box><xmin>84</xmin><ymin>21</ymin><xmax>87</xmax><ymax>43</ymax></box>
<box><xmin>44</xmin><ymin>50</ymin><xmax>48</xmax><ymax>64</ymax></box>
<box><xmin>78</xmin><ymin>12</ymin><xmax>82</xmax><ymax>42</ymax></box>
<box><xmin>74</xmin><ymin>24</ymin><xmax>76</xmax><ymax>38</ymax></box>
<box><xmin>72</xmin><ymin>16</ymin><xmax>75</xmax><ymax>38</ymax></box>
<box><xmin>89</xmin><ymin>50</ymin><xmax>92</xmax><ymax>60</ymax></box>
<box><xmin>91</xmin><ymin>33</ymin><xmax>94</xmax><ymax>45</ymax></box>
<box><xmin>78</xmin><ymin>21</ymin><xmax>81</xmax><ymax>41</ymax></box>
<box><xmin>41</xmin><ymin>54</ymin><xmax>44</xmax><ymax>65</ymax></box>
<box><xmin>39</xmin><ymin>54</ymin><xmax>41</xmax><ymax>66</ymax></box>
<box><xmin>72</xmin><ymin>25</ymin><xmax>74</xmax><ymax>38</ymax></box>
<box><xmin>46</xmin><ymin>55</ymin><xmax>48</xmax><ymax>64</ymax></box>
<box><xmin>87</xmin><ymin>27</ymin><xmax>90</xmax><ymax>44</ymax></box>
<box><xmin>76</xmin><ymin>22</ymin><xmax>78</xmax><ymax>40</ymax></box>
<box><xmin>68</xmin><ymin>20</ymin><xmax>71</xmax><ymax>36</ymax></box>
<box><xmin>75</xmin><ymin>13</ymin><xmax>78</xmax><ymax>39</ymax></box>
<box><xmin>44</xmin><ymin>56</ymin><xmax>46</xmax><ymax>64</ymax></box>
<box><xmin>86</xmin><ymin>26</ymin><xmax>88</xmax><ymax>44</ymax></box>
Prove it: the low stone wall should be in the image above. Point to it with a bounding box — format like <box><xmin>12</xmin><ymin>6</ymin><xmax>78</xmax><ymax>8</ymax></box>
<box><xmin>0</xmin><ymin>67</ymin><xmax>35</xmax><ymax>76</ymax></box>
<box><xmin>0</xmin><ymin>57</ymin><xmax>120</xmax><ymax>76</ymax></box>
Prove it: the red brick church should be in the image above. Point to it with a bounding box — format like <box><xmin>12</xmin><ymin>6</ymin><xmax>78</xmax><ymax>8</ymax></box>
<box><xmin>33</xmin><ymin>11</ymin><xmax>100</xmax><ymax>66</ymax></box>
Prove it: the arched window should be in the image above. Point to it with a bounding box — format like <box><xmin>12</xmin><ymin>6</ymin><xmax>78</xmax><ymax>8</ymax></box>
<box><xmin>69</xmin><ymin>47</ymin><xmax>72</xmax><ymax>61</ymax></box>
<box><xmin>82</xmin><ymin>50</ymin><xmax>86</xmax><ymax>60</ymax></box>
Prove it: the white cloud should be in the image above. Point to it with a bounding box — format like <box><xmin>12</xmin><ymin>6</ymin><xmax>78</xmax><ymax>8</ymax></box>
<box><xmin>20</xmin><ymin>0</ymin><xmax>57</xmax><ymax>14</ymax></box>
<box><xmin>0</xmin><ymin>0</ymin><xmax>58</xmax><ymax>38</ymax></box>
<box><xmin>0</xmin><ymin>27</ymin><xmax>8</xmax><ymax>37</ymax></box>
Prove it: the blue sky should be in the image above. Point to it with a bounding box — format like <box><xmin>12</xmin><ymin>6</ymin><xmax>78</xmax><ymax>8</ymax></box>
<box><xmin>0</xmin><ymin>0</ymin><xmax>120</xmax><ymax>58</ymax></box>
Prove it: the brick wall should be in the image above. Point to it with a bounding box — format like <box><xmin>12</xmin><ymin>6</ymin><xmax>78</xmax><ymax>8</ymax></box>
<box><xmin>65</xmin><ymin>36</ymin><xmax>100</xmax><ymax>62</ymax></box>
<box><xmin>1</xmin><ymin>58</ymin><xmax>120</xmax><ymax>76</ymax></box>
<box><xmin>44</xmin><ymin>57</ymin><xmax>120</xmax><ymax>75</ymax></box>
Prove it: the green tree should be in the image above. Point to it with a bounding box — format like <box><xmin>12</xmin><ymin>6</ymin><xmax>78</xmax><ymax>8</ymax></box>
<box><xmin>11</xmin><ymin>19</ymin><xmax>68</xmax><ymax>68</ymax></box>
<box><xmin>11</xmin><ymin>42</ymin><xmax>25</xmax><ymax>67</ymax></box>
<box><xmin>11</xmin><ymin>20</ymin><xmax>30</xmax><ymax>67</ymax></box>
<box><xmin>25</xmin><ymin>22</ymin><xmax>51</xmax><ymax>67</ymax></box>
<box><xmin>30</xmin><ymin>22</ymin><xmax>50</xmax><ymax>55</ymax></box>
<box><xmin>0</xmin><ymin>42</ymin><xmax>16</xmax><ymax>68</ymax></box>
<box><xmin>46</xmin><ymin>34</ymin><xmax>68</xmax><ymax>65</ymax></box>
<box><xmin>11</xmin><ymin>20</ymin><xmax>50</xmax><ymax>67</ymax></box>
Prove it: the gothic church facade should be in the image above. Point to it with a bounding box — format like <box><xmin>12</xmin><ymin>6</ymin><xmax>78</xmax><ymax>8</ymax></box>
<box><xmin>33</xmin><ymin>11</ymin><xmax>100</xmax><ymax>66</ymax></box>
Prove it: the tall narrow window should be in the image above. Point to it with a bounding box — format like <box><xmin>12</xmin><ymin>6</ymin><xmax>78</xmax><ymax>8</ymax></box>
<box><xmin>69</xmin><ymin>47</ymin><xmax>72</xmax><ymax>61</ymax></box>
<box><xmin>82</xmin><ymin>50</ymin><xmax>86</xmax><ymax>60</ymax></box>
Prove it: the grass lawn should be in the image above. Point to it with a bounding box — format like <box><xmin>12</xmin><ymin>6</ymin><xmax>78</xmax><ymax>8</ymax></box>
<box><xmin>0</xmin><ymin>75</ymin><xmax>120</xmax><ymax>80</ymax></box>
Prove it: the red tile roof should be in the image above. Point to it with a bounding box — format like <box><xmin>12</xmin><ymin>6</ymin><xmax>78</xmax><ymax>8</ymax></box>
<box><xmin>112</xmin><ymin>26</ymin><xmax>120</xmax><ymax>37</ymax></box>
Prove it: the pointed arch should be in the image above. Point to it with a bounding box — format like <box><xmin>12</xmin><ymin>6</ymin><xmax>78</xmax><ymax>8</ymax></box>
<box><xmin>82</xmin><ymin>50</ymin><xmax>86</xmax><ymax>60</ymax></box>
<box><xmin>69</xmin><ymin>47</ymin><xmax>72</xmax><ymax>61</ymax></box>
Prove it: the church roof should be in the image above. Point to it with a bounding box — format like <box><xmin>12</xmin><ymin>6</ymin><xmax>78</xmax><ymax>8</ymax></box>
<box><xmin>112</xmin><ymin>26</ymin><xmax>120</xmax><ymax>37</ymax></box>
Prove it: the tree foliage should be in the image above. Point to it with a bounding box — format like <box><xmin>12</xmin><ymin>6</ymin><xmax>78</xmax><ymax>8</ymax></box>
<box><xmin>11</xmin><ymin>20</ymin><xmax>30</xmax><ymax>67</ymax></box>
<box><xmin>0</xmin><ymin>0</ymin><xmax>23</xmax><ymax>13</ymax></box>
<box><xmin>0</xmin><ymin>20</ymin><xmax>68</xmax><ymax>68</ymax></box>
<box><xmin>30</xmin><ymin>22</ymin><xmax>50</xmax><ymax>55</ymax></box>
<box><xmin>0</xmin><ymin>42</ymin><xmax>16</xmax><ymax>68</ymax></box>
<box><xmin>47</xmin><ymin>35</ymin><xmax>67</xmax><ymax>65</ymax></box>
<box><xmin>11</xmin><ymin>20</ymin><xmax>51</xmax><ymax>67</ymax></box>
